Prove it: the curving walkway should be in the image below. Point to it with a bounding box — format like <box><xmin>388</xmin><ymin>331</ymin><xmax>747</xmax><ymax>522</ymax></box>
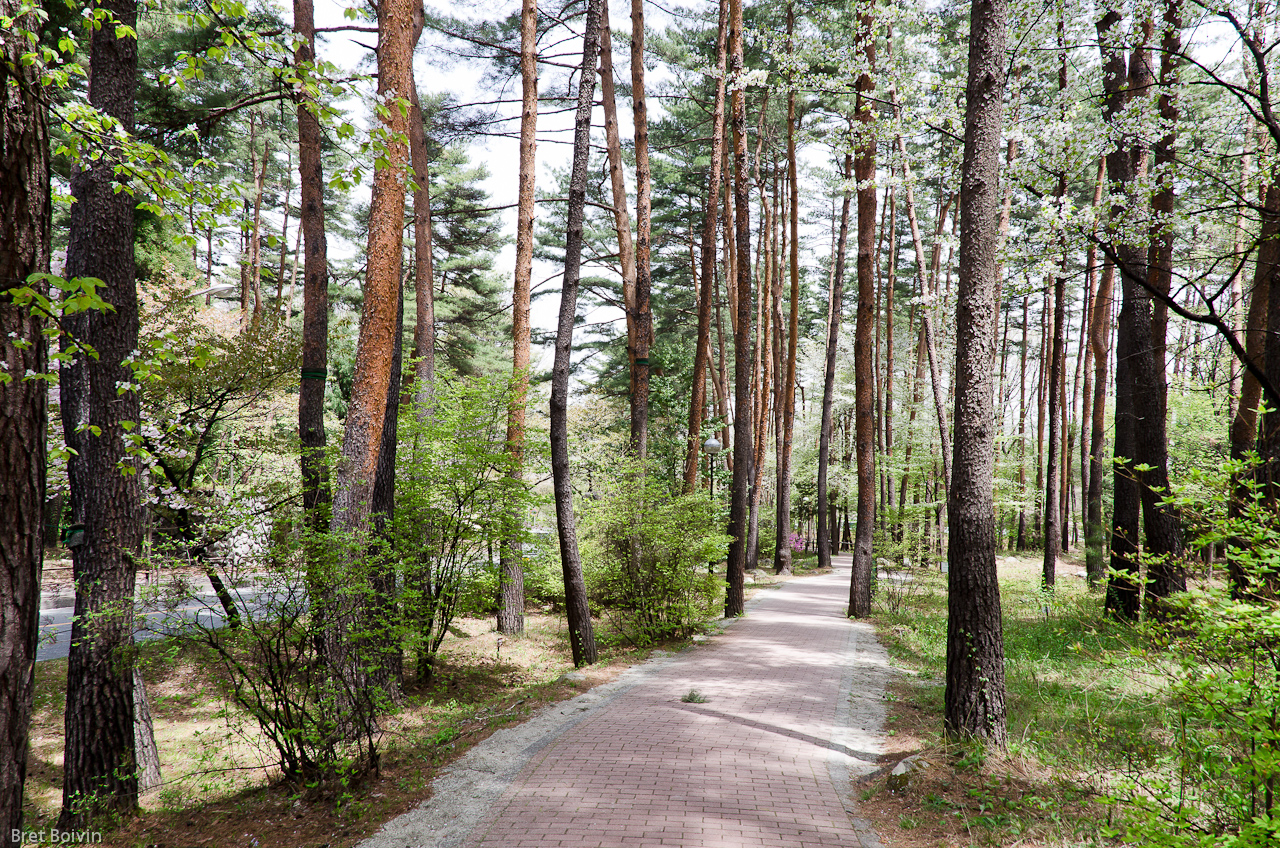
<box><xmin>361</xmin><ymin>555</ymin><xmax>890</xmax><ymax>848</ymax></box>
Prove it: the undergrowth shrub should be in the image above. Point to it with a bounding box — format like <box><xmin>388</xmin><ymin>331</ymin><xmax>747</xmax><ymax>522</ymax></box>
<box><xmin>140</xmin><ymin>371</ymin><xmax>537</xmax><ymax>793</ymax></box>
<box><xmin>1104</xmin><ymin>461</ymin><xmax>1280</xmax><ymax>847</ymax></box>
<box><xmin>580</xmin><ymin>462</ymin><xmax>729</xmax><ymax>645</ymax></box>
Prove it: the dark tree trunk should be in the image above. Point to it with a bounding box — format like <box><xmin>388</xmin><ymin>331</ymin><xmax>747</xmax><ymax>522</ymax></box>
<box><xmin>324</xmin><ymin>0</ymin><xmax>414</xmax><ymax>714</ymax></box>
<box><xmin>817</xmin><ymin>155</ymin><xmax>853</xmax><ymax>574</ymax></box>
<box><xmin>1044</xmin><ymin>29</ymin><xmax>1068</xmax><ymax>590</ymax></box>
<box><xmin>1229</xmin><ymin>183</ymin><xmax>1278</xmax><ymax>595</ymax></box>
<box><xmin>1142</xmin><ymin>0</ymin><xmax>1186</xmax><ymax>603</ymax></box>
<box><xmin>724</xmin><ymin>0</ymin><xmax>754</xmax><ymax>617</ymax></box>
<box><xmin>295</xmin><ymin>0</ymin><xmax>331</xmax><ymax>533</ymax></box>
<box><xmin>1098</xmin><ymin>13</ymin><xmax>1184</xmax><ymax>614</ymax></box>
<box><xmin>775</xmin><ymin>2</ymin><xmax>798</xmax><ymax>575</ymax></box>
<box><xmin>944</xmin><ymin>0</ymin><xmax>1009</xmax><ymax>746</ymax></box>
<box><xmin>549</xmin><ymin>0</ymin><xmax>602</xmax><ymax>665</ymax></box>
<box><xmin>629</xmin><ymin>0</ymin><xmax>653</xmax><ymax>460</ymax></box>
<box><xmin>1044</xmin><ymin>252</ymin><xmax>1065</xmax><ymax>590</ymax></box>
<box><xmin>0</xmin><ymin>6</ymin><xmax>50</xmax><ymax>830</ymax></box>
<box><xmin>59</xmin><ymin>0</ymin><xmax>144</xmax><ymax>825</ymax></box>
<box><xmin>497</xmin><ymin>0</ymin><xmax>536</xmax><ymax>636</ymax></box>
<box><xmin>1087</xmin><ymin>253</ymin><xmax>1114</xmax><ymax>586</ymax></box>
<box><xmin>683</xmin><ymin>0</ymin><xmax>727</xmax><ymax>496</ymax></box>
<box><xmin>850</xmin><ymin>11</ymin><xmax>877</xmax><ymax>617</ymax></box>
<box><xmin>369</xmin><ymin>285</ymin><xmax>404</xmax><ymax>691</ymax></box>
<box><xmin>1098</xmin><ymin>12</ymin><xmax>1148</xmax><ymax>621</ymax></box>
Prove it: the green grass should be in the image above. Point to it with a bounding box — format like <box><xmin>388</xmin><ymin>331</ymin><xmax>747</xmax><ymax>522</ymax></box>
<box><xmin>869</xmin><ymin>554</ymin><xmax>1172</xmax><ymax>844</ymax></box>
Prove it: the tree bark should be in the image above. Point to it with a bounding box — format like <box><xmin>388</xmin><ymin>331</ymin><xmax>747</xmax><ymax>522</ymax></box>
<box><xmin>59</xmin><ymin>0</ymin><xmax>144</xmax><ymax>824</ymax></box>
<box><xmin>1229</xmin><ymin>183</ymin><xmax>1278</xmax><ymax>592</ymax></box>
<box><xmin>1099</xmin><ymin>12</ymin><xmax>1184</xmax><ymax>614</ymax></box>
<box><xmin>498</xmin><ymin>0</ymin><xmax>537</xmax><ymax>636</ymax></box>
<box><xmin>724</xmin><ymin>0</ymin><xmax>754</xmax><ymax>617</ymax></box>
<box><xmin>331</xmin><ymin>0</ymin><xmax>413</xmax><ymax>537</ymax></box>
<box><xmin>369</xmin><ymin>285</ymin><xmax>404</xmax><ymax>692</ymax></box>
<box><xmin>0</xmin><ymin>5</ymin><xmax>50</xmax><ymax>830</ymax></box>
<box><xmin>1085</xmin><ymin>158</ymin><xmax>1110</xmax><ymax>584</ymax></box>
<box><xmin>774</xmin><ymin>0</ymin><xmax>799</xmax><ymax>575</ymax></box>
<box><xmin>550</xmin><ymin>0</ymin><xmax>603</xmax><ymax>664</ymax></box>
<box><xmin>1098</xmin><ymin>11</ymin><xmax>1147</xmax><ymax>620</ymax></box>
<box><xmin>817</xmin><ymin>154</ymin><xmax>853</xmax><ymax>574</ymax></box>
<box><xmin>1143</xmin><ymin>0</ymin><xmax>1185</xmax><ymax>602</ymax></box>
<box><xmin>295</xmin><ymin>0</ymin><xmax>331</xmax><ymax>535</ymax></box>
<box><xmin>324</xmin><ymin>0</ymin><xmax>414</xmax><ymax>711</ymax></box>
<box><xmin>683</xmin><ymin>0</ymin><xmax>728</xmax><ymax>495</ymax></box>
<box><xmin>891</xmin><ymin>126</ymin><xmax>951</xmax><ymax>496</ymax></box>
<box><xmin>1044</xmin><ymin>33</ymin><xmax>1068</xmax><ymax>590</ymax></box>
<box><xmin>629</xmin><ymin>0</ymin><xmax>653</xmax><ymax>460</ymax></box>
<box><xmin>944</xmin><ymin>0</ymin><xmax>1009</xmax><ymax>746</ymax></box>
<box><xmin>850</xmin><ymin>9</ymin><xmax>877</xmax><ymax>618</ymax></box>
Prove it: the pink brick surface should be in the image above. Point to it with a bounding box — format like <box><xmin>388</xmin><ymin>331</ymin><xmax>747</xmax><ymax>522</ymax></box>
<box><xmin>464</xmin><ymin>560</ymin><xmax>883</xmax><ymax>848</ymax></box>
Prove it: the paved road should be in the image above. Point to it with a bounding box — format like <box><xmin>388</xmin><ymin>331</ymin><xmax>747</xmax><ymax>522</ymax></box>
<box><xmin>363</xmin><ymin>555</ymin><xmax>890</xmax><ymax>848</ymax></box>
<box><xmin>37</xmin><ymin>578</ymin><xmax>282</xmax><ymax>662</ymax></box>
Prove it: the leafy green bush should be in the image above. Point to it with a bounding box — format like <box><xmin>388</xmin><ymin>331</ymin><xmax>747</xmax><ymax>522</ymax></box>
<box><xmin>388</xmin><ymin>372</ymin><xmax>537</xmax><ymax>681</ymax></box>
<box><xmin>579</xmin><ymin>463</ymin><xmax>729</xmax><ymax>646</ymax></box>
<box><xmin>1104</xmin><ymin>462</ymin><xmax>1280</xmax><ymax>846</ymax></box>
<box><xmin>141</xmin><ymin>371</ymin><xmax>536</xmax><ymax>790</ymax></box>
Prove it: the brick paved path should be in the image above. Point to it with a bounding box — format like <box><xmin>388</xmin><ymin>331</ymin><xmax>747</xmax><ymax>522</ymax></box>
<box><xmin>460</xmin><ymin>557</ymin><xmax>888</xmax><ymax>848</ymax></box>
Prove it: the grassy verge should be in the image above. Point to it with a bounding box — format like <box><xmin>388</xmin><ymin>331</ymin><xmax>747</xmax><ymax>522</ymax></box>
<box><xmin>857</xmin><ymin>553</ymin><xmax>1166</xmax><ymax>847</ymax></box>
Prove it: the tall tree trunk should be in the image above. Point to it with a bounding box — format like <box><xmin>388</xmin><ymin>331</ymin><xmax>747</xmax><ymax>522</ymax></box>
<box><xmin>1045</xmin><ymin>241</ymin><xmax>1066</xmax><ymax>589</ymax></box>
<box><xmin>498</xmin><ymin>0</ymin><xmax>537</xmax><ymax>636</ymax></box>
<box><xmin>550</xmin><ymin>0</ymin><xmax>603</xmax><ymax>664</ymax></box>
<box><xmin>1044</xmin><ymin>30</ymin><xmax>1068</xmax><ymax>590</ymax></box>
<box><xmin>325</xmin><ymin>0</ymin><xmax>414</xmax><ymax>709</ymax></box>
<box><xmin>818</xmin><ymin>154</ymin><xmax>853</xmax><ymax>573</ymax></box>
<box><xmin>59</xmin><ymin>0</ymin><xmax>143</xmax><ymax>825</ymax></box>
<box><xmin>884</xmin><ymin>187</ymin><xmax>897</xmax><ymax>518</ymax></box>
<box><xmin>724</xmin><ymin>0</ymin><xmax>754</xmax><ymax>617</ymax></box>
<box><xmin>774</xmin><ymin>0</ymin><xmax>799</xmax><ymax>575</ymax></box>
<box><xmin>1099</xmin><ymin>12</ymin><xmax>1183</xmax><ymax>615</ymax></box>
<box><xmin>1083</xmin><ymin>158</ymin><xmax>1107</xmax><ymax>582</ymax></box>
<box><xmin>1229</xmin><ymin>182</ymin><xmax>1278</xmax><ymax>593</ymax></box>
<box><xmin>683</xmin><ymin>0</ymin><xmax>728</xmax><ymax>494</ymax></box>
<box><xmin>945</xmin><ymin>0</ymin><xmax>1009</xmax><ymax>745</ymax></box>
<box><xmin>746</xmin><ymin>184</ymin><xmax>772</xmax><ymax>573</ymax></box>
<box><xmin>630</xmin><ymin>0</ymin><xmax>653</xmax><ymax>459</ymax></box>
<box><xmin>369</xmin><ymin>285</ymin><xmax>404</xmax><ymax>692</ymax></box>
<box><xmin>890</xmin><ymin>124</ymin><xmax>952</xmax><ymax>495</ymax></box>
<box><xmin>1099</xmin><ymin>11</ymin><xmax>1143</xmax><ymax>619</ymax></box>
<box><xmin>1087</xmin><ymin>266</ymin><xmax>1115</xmax><ymax>583</ymax></box>
<box><xmin>332</xmin><ymin>0</ymin><xmax>412</xmax><ymax>536</ymax></box>
<box><xmin>295</xmin><ymin>0</ymin><xmax>331</xmax><ymax>534</ymax></box>
<box><xmin>1143</xmin><ymin>0</ymin><xmax>1185</xmax><ymax>602</ymax></box>
<box><xmin>850</xmin><ymin>8</ymin><xmax>877</xmax><ymax>618</ymax></box>
<box><xmin>249</xmin><ymin>137</ymin><xmax>270</xmax><ymax>324</ymax></box>
<box><xmin>1016</xmin><ymin>294</ymin><xmax>1028</xmax><ymax>549</ymax></box>
<box><xmin>0</xmin><ymin>6</ymin><xmax>50</xmax><ymax>829</ymax></box>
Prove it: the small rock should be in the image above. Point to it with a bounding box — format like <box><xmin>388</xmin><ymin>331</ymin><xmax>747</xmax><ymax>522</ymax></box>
<box><xmin>886</xmin><ymin>754</ymin><xmax>929</xmax><ymax>792</ymax></box>
<box><xmin>559</xmin><ymin>671</ymin><xmax>587</xmax><ymax>683</ymax></box>
<box><xmin>691</xmin><ymin>634</ymin><xmax>708</xmax><ymax>643</ymax></box>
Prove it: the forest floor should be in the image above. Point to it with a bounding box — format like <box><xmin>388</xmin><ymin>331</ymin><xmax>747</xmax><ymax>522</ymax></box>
<box><xmin>25</xmin><ymin>551</ymin><xmax>1138</xmax><ymax>847</ymax></box>
<box><xmin>857</xmin><ymin>552</ymin><xmax>1150</xmax><ymax>847</ymax></box>
<box><xmin>24</xmin><ymin>560</ymin><xmax>832</xmax><ymax>848</ymax></box>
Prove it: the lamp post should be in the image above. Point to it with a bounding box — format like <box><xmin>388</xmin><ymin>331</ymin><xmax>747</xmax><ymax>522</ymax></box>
<box><xmin>703</xmin><ymin>436</ymin><xmax>722</xmax><ymax>501</ymax></box>
<box><xmin>703</xmin><ymin>436</ymin><xmax>722</xmax><ymax>574</ymax></box>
